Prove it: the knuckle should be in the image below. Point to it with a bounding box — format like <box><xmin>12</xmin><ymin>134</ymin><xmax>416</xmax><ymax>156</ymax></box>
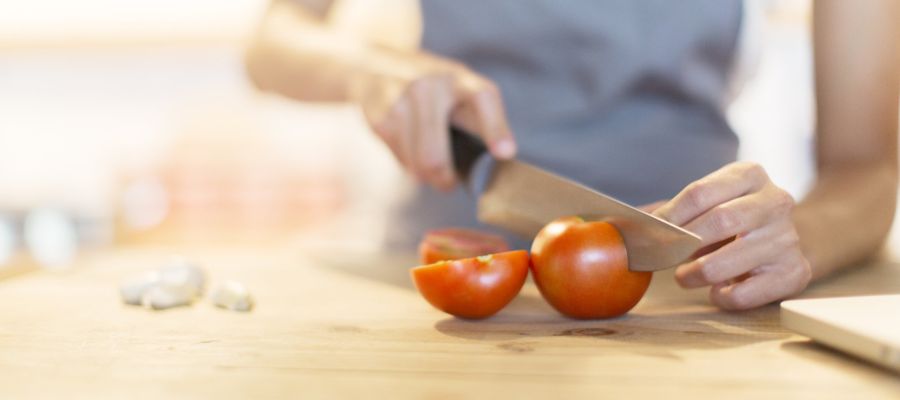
<box><xmin>777</xmin><ymin>229</ymin><xmax>801</xmax><ymax>249</ymax></box>
<box><xmin>710</xmin><ymin>207</ymin><xmax>742</xmax><ymax>235</ymax></box>
<box><xmin>737</xmin><ymin>161</ymin><xmax>766</xmax><ymax>179</ymax></box>
<box><xmin>469</xmin><ymin>80</ymin><xmax>501</xmax><ymax>105</ymax></box>
<box><xmin>736</xmin><ymin>161</ymin><xmax>769</xmax><ymax>182</ymax></box>
<box><xmin>741</xmin><ymin>161</ymin><xmax>763</xmax><ymax>172</ymax></box>
<box><xmin>683</xmin><ymin>181</ymin><xmax>713</xmax><ymax>210</ymax></box>
<box><xmin>772</xmin><ymin>188</ymin><xmax>795</xmax><ymax>214</ymax></box>
<box><xmin>793</xmin><ymin>257</ymin><xmax>813</xmax><ymax>289</ymax></box>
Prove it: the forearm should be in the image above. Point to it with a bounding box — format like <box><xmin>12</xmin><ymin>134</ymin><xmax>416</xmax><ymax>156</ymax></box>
<box><xmin>244</xmin><ymin>1</ymin><xmax>411</xmax><ymax>103</ymax></box>
<box><xmin>794</xmin><ymin>162</ymin><xmax>898</xmax><ymax>280</ymax></box>
<box><xmin>800</xmin><ymin>0</ymin><xmax>900</xmax><ymax>281</ymax></box>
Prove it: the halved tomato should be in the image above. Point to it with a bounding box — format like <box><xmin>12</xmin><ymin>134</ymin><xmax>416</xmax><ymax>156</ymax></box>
<box><xmin>410</xmin><ymin>250</ymin><xmax>529</xmax><ymax>319</ymax></box>
<box><xmin>418</xmin><ymin>227</ymin><xmax>509</xmax><ymax>265</ymax></box>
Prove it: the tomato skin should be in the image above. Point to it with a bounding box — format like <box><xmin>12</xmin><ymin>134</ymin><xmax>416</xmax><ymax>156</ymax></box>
<box><xmin>410</xmin><ymin>250</ymin><xmax>529</xmax><ymax>319</ymax></box>
<box><xmin>531</xmin><ymin>216</ymin><xmax>651</xmax><ymax>319</ymax></box>
<box><xmin>418</xmin><ymin>228</ymin><xmax>509</xmax><ymax>265</ymax></box>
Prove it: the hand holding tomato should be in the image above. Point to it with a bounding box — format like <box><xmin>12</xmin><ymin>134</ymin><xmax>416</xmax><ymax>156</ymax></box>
<box><xmin>653</xmin><ymin>162</ymin><xmax>812</xmax><ymax>310</ymax></box>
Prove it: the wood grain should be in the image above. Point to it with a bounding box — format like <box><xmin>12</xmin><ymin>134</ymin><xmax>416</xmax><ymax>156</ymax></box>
<box><xmin>0</xmin><ymin>243</ymin><xmax>898</xmax><ymax>399</ymax></box>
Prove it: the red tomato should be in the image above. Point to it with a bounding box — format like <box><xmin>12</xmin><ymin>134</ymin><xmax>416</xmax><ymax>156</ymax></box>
<box><xmin>531</xmin><ymin>216</ymin><xmax>651</xmax><ymax>319</ymax></box>
<box><xmin>418</xmin><ymin>228</ymin><xmax>509</xmax><ymax>265</ymax></box>
<box><xmin>410</xmin><ymin>250</ymin><xmax>529</xmax><ymax>319</ymax></box>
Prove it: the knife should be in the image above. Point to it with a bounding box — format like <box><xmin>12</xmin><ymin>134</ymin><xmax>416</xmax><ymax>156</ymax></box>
<box><xmin>450</xmin><ymin>126</ymin><xmax>702</xmax><ymax>272</ymax></box>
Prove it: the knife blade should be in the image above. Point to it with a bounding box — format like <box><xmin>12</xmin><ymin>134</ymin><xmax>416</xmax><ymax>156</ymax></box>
<box><xmin>450</xmin><ymin>126</ymin><xmax>702</xmax><ymax>272</ymax></box>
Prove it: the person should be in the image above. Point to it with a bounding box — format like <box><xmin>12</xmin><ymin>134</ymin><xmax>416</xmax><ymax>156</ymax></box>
<box><xmin>244</xmin><ymin>0</ymin><xmax>899</xmax><ymax>310</ymax></box>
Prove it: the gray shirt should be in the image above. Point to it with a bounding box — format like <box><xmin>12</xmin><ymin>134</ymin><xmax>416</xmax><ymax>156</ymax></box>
<box><xmin>388</xmin><ymin>0</ymin><xmax>742</xmax><ymax>248</ymax></box>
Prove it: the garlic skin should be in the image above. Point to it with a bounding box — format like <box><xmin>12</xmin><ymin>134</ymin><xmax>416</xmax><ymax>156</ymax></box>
<box><xmin>210</xmin><ymin>281</ymin><xmax>254</xmax><ymax>312</ymax></box>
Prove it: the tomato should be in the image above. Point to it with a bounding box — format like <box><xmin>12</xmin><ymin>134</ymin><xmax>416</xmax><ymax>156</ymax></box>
<box><xmin>418</xmin><ymin>227</ymin><xmax>509</xmax><ymax>265</ymax></box>
<box><xmin>530</xmin><ymin>216</ymin><xmax>651</xmax><ymax>319</ymax></box>
<box><xmin>410</xmin><ymin>250</ymin><xmax>529</xmax><ymax>319</ymax></box>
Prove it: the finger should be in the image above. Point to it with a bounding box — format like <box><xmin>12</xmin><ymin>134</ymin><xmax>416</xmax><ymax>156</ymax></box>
<box><xmin>676</xmin><ymin>237</ymin><xmax>758</xmax><ymax>288</ymax></box>
<box><xmin>452</xmin><ymin>73</ymin><xmax>516</xmax><ymax>159</ymax></box>
<box><xmin>410</xmin><ymin>80</ymin><xmax>456</xmax><ymax>191</ymax></box>
<box><xmin>370</xmin><ymin>109</ymin><xmax>409</xmax><ymax>168</ymax></box>
<box><xmin>654</xmin><ymin>162</ymin><xmax>770</xmax><ymax>226</ymax></box>
<box><xmin>638</xmin><ymin>200</ymin><xmax>667</xmax><ymax>213</ymax></box>
<box><xmin>675</xmin><ymin>220</ymin><xmax>800</xmax><ymax>288</ymax></box>
<box><xmin>691</xmin><ymin>236</ymin><xmax>735</xmax><ymax>259</ymax></box>
<box><xmin>683</xmin><ymin>185</ymin><xmax>794</xmax><ymax>246</ymax></box>
<box><xmin>709</xmin><ymin>252</ymin><xmax>812</xmax><ymax>311</ymax></box>
<box><xmin>396</xmin><ymin>100</ymin><xmax>418</xmax><ymax>174</ymax></box>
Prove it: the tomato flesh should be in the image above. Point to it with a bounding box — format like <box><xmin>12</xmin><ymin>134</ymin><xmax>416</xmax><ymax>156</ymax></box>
<box><xmin>418</xmin><ymin>228</ymin><xmax>509</xmax><ymax>265</ymax></box>
<box><xmin>411</xmin><ymin>250</ymin><xmax>529</xmax><ymax>319</ymax></box>
<box><xmin>531</xmin><ymin>216</ymin><xmax>651</xmax><ymax>319</ymax></box>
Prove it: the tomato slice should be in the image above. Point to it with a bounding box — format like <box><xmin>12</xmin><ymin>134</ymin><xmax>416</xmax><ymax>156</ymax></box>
<box><xmin>418</xmin><ymin>227</ymin><xmax>509</xmax><ymax>265</ymax></box>
<box><xmin>410</xmin><ymin>250</ymin><xmax>529</xmax><ymax>319</ymax></box>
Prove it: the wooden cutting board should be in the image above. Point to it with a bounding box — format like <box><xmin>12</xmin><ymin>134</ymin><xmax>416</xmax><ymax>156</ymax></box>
<box><xmin>0</xmin><ymin>243</ymin><xmax>898</xmax><ymax>399</ymax></box>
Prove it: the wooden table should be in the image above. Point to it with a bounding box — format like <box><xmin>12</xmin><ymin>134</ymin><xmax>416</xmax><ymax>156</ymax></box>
<box><xmin>0</xmin><ymin>242</ymin><xmax>898</xmax><ymax>399</ymax></box>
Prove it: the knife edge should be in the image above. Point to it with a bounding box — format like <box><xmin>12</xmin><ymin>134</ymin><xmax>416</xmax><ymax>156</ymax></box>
<box><xmin>477</xmin><ymin>160</ymin><xmax>702</xmax><ymax>272</ymax></box>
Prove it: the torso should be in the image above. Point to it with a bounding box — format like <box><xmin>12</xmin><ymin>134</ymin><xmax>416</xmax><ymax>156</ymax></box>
<box><xmin>394</xmin><ymin>0</ymin><xmax>743</xmax><ymax>247</ymax></box>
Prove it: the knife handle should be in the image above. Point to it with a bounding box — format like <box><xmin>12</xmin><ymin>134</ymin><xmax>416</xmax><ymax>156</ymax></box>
<box><xmin>450</xmin><ymin>125</ymin><xmax>488</xmax><ymax>183</ymax></box>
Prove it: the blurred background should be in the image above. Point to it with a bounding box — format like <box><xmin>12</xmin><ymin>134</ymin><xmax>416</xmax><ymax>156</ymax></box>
<box><xmin>0</xmin><ymin>0</ymin><xmax>892</xmax><ymax>275</ymax></box>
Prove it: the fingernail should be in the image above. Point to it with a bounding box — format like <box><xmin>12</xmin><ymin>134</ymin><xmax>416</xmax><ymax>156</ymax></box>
<box><xmin>493</xmin><ymin>139</ymin><xmax>516</xmax><ymax>159</ymax></box>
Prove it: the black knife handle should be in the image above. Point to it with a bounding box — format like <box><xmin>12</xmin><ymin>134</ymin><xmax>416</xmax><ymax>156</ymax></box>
<box><xmin>450</xmin><ymin>125</ymin><xmax>488</xmax><ymax>183</ymax></box>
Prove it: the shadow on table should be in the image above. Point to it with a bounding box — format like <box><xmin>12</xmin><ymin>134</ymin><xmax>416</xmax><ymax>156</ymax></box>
<box><xmin>799</xmin><ymin>256</ymin><xmax>900</xmax><ymax>299</ymax></box>
<box><xmin>307</xmin><ymin>245</ymin><xmax>796</xmax><ymax>356</ymax></box>
<box><xmin>780</xmin><ymin>339</ymin><xmax>900</xmax><ymax>378</ymax></box>
<box><xmin>434</xmin><ymin>297</ymin><xmax>791</xmax><ymax>358</ymax></box>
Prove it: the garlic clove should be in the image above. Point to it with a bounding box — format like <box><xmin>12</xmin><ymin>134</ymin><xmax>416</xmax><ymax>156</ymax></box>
<box><xmin>120</xmin><ymin>271</ymin><xmax>161</xmax><ymax>305</ymax></box>
<box><xmin>158</xmin><ymin>260</ymin><xmax>206</xmax><ymax>297</ymax></box>
<box><xmin>210</xmin><ymin>281</ymin><xmax>254</xmax><ymax>312</ymax></box>
<box><xmin>141</xmin><ymin>282</ymin><xmax>196</xmax><ymax>310</ymax></box>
